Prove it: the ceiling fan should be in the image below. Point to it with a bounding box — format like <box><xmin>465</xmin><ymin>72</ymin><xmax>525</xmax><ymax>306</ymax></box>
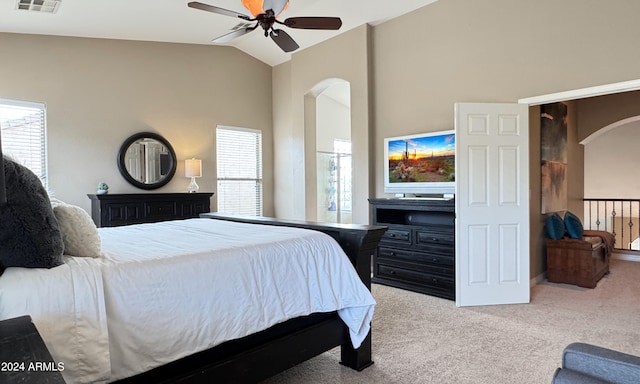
<box><xmin>187</xmin><ymin>0</ymin><xmax>342</xmax><ymax>53</ymax></box>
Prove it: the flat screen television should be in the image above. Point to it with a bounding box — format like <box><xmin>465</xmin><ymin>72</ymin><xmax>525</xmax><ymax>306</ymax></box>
<box><xmin>384</xmin><ymin>130</ymin><xmax>456</xmax><ymax>197</ymax></box>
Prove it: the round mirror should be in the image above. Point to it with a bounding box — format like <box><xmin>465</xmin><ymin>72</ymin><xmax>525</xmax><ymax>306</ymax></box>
<box><xmin>117</xmin><ymin>132</ymin><xmax>177</xmax><ymax>190</ymax></box>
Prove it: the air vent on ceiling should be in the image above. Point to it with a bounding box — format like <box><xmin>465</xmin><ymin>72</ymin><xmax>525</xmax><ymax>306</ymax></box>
<box><xmin>16</xmin><ymin>0</ymin><xmax>61</xmax><ymax>14</ymax></box>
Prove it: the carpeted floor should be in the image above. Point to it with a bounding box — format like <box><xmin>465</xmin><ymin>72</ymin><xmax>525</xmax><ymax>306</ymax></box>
<box><xmin>261</xmin><ymin>258</ymin><xmax>640</xmax><ymax>384</ymax></box>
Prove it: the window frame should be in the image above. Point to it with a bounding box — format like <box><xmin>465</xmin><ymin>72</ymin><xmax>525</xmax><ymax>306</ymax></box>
<box><xmin>0</xmin><ymin>98</ymin><xmax>48</xmax><ymax>187</ymax></box>
<box><xmin>215</xmin><ymin>125</ymin><xmax>263</xmax><ymax>216</ymax></box>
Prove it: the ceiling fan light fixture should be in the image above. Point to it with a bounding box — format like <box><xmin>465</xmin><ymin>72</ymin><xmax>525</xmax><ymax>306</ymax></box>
<box><xmin>241</xmin><ymin>0</ymin><xmax>288</xmax><ymax>17</ymax></box>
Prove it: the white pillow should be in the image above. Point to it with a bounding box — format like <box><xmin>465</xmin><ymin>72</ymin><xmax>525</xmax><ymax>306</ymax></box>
<box><xmin>51</xmin><ymin>199</ymin><xmax>102</xmax><ymax>258</ymax></box>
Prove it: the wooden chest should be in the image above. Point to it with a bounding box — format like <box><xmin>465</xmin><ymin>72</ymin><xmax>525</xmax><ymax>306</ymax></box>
<box><xmin>546</xmin><ymin>237</ymin><xmax>609</xmax><ymax>288</ymax></box>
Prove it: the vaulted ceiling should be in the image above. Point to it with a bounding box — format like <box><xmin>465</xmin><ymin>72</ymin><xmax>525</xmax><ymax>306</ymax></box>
<box><xmin>0</xmin><ymin>0</ymin><xmax>438</xmax><ymax>66</ymax></box>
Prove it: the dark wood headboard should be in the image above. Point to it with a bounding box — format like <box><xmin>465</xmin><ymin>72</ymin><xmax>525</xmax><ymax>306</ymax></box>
<box><xmin>0</xmin><ymin>123</ymin><xmax>5</xmax><ymax>205</ymax></box>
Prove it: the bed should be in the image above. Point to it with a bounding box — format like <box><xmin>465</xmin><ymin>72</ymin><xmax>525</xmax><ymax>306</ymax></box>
<box><xmin>0</xmin><ymin>215</ymin><xmax>386</xmax><ymax>383</ymax></box>
<box><xmin>0</xmin><ymin>151</ymin><xmax>386</xmax><ymax>383</ymax></box>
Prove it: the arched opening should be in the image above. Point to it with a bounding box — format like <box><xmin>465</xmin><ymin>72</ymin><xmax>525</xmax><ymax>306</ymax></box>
<box><xmin>304</xmin><ymin>78</ymin><xmax>352</xmax><ymax>223</ymax></box>
<box><xmin>583</xmin><ymin>116</ymin><xmax>640</xmax><ymax>198</ymax></box>
<box><xmin>583</xmin><ymin>116</ymin><xmax>640</xmax><ymax>250</ymax></box>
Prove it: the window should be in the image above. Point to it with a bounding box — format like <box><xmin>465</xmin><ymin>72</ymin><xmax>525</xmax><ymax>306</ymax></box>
<box><xmin>216</xmin><ymin>126</ymin><xmax>263</xmax><ymax>215</ymax></box>
<box><xmin>0</xmin><ymin>99</ymin><xmax>48</xmax><ymax>186</ymax></box>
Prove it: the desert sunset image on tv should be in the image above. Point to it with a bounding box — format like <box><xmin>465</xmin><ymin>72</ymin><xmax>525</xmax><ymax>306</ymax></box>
<box><xmin>388</xmin><ymin>133</ymin><xmax>455</xmax><ymax>183</ymax></box>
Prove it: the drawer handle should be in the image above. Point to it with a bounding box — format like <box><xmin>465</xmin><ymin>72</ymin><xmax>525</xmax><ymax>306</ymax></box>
<box><xmin>432</xmin><ymin>278</ymin><xmax>439</xmax><ymax>283</ymax></box>
<box><xmin>389</xmin><ymin>270</ymin><xmax>396</xmax><ymax>275</ymax></box>
<box><xmin>431</xmin><ymin>237</ymin><xmax>439</xmax><ymax>242</ymax></box>
<box><xmin>432</xmin><ymin>258</ymin><xmax>439</xmax><ymax>263</ymax></box>
<box><xmin>388</xmin><ymin>233</ymin><xmax>397</xmax><ymax>238</ymax></box>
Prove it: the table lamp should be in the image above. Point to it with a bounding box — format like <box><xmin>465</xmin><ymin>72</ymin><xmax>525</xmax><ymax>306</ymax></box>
<box><xmin>185</xmin><ymin>158</ymin><xmax>202</xmax><ymax>193</ymax></box>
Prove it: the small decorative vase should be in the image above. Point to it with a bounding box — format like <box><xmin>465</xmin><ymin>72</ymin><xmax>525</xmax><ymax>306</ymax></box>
<box><xmin>97</xmin><ymin>181</ymin><xmax>109</xmax><ymax>195</ymax></box>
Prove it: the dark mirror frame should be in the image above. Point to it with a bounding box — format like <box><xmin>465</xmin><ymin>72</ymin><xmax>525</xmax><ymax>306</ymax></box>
<box><xmin>117</xmin><ymin>132</ymin><xmax>177</xmax><ymax>190</ymax></box>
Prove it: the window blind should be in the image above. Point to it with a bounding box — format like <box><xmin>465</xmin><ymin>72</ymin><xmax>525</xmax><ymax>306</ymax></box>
<box><xmin>0</xmin><ymin>99</ymin><xmax>47</xmax><ymax>186</ymax></box>
<box><xmin>216</xmin><ymin>126</ymin><xmax>263</xmax><ymax>215</ymax></box>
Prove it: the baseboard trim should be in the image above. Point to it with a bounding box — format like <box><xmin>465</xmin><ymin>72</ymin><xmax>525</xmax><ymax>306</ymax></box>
<box><xmin>530</xmin><ymin>272</ymin><xmax>546</xmax><ymax>287</ymax></box>
<box><xmin>612</xmin><ymin>252</ymin><xmax>640</xmax><ymax>262</ymax></box>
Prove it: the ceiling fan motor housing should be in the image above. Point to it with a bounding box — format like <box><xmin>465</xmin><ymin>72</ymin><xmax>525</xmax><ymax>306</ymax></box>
<box><xmin>257</xmin><ymin>10</ymin><xmax>277</xmax><ymax>36</ymax></box>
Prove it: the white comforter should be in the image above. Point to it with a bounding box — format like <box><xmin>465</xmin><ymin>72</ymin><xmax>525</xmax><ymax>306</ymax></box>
<box><xmin>0</xmin><ymin>218</ymin><xmax>376</xmax><ymax>384</ymax></box>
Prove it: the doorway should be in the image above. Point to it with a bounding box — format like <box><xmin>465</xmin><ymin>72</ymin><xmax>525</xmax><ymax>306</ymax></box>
<box><xmin>314</xmin><ymin>80</ymin><xmax>352</xmax><ymax>224</ymax></box>
<box><xmin>519</xmin><ymin>78</ymin><xmax>640</xmax><ymax>281</ymax></box>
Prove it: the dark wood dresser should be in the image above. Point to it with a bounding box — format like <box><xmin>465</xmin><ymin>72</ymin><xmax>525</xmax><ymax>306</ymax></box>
<box><xmin>88</xmin><ymin>193</ymin><xmax>213</xmax><ymax>227</ymax></box>
<box><xmin>369</xmin><ymin>198</ymin><xmax>455</xmax><ymax>300</ymax></box>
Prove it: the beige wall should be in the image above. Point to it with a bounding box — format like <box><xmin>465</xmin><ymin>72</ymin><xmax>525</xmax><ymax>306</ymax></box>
<box><xmin>566</xmin><ymin>100</ymin><xmax>585</xmax><ymax>218</ymax></box>
<box><xmin>577</xmin><ymin>91</ymin><xmax>640</xmax><ymax>142</ymax></box>
<box><xmin>316</xmin><ymin>90</ymin><xmax>350</xmax><ymax>153</ymax></box>
<box><xmin>0</xmin><ymin>33</ymin><xmax>273</xmax><ymax>215</ymax></box>
<box><xmin>584</xmin><ymin>123</ymin><xmax>640</xmax><ymax>199</ymax></box>
<box><xmin>528</xmin><ymin>105</ymin><xmax>546</xmax><ymax>278</ymax></box>
<box><xmin>272</xmin><ymin>61</ymin><xmax>295</xmax><ymax>218</ymax></box>
<box><xmin>272</xmin><ymin>25</ymin><xmax>372</xmax><ymax>222</ymax></box>
<box><xmin>371</xmin><ymin>0</ymin><xmax>640</xmax><ymax>202</ymax></box>
<box><xmin>579</xmin><ymin>91</ymin><xmax>640</xmax><ymax>199</ymax></box>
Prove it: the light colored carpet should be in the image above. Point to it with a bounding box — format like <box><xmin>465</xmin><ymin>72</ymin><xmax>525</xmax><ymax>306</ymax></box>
<box><xmin>262</xmin><ymin>258</ymin><xmax>640</xmax><ymax>384</ymax></box>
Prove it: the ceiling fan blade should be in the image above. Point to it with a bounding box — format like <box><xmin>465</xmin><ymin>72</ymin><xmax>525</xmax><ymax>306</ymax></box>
<box><xmin>212</xmin><ymin>27</ymin><xmax>254</xmax><ymax>43</ymax></box>
<box><xmin>263</xmin><ymin>0</ymin><xmax>288</xmax><ymax>15</ymax></box>
<box><xmin>270</xmin><ymin>29</ymin><xmax>299</xmax><ymax>53</ymax></box>
<box><xmin>187</xmin><ymin>2</ymin><xmax>250</xmax><ymax>20</ymax></box>
<box><xmin>284</xmin><ymin>17</ymin><xmax>342</xmax><ymax>30</ymax></box>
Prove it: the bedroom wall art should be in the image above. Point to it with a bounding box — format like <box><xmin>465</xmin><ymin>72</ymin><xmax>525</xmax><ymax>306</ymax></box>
<box><xmin>540</xmin><ymin>102</ymin><xmax>568</xmax><ymax>214</ymax></box>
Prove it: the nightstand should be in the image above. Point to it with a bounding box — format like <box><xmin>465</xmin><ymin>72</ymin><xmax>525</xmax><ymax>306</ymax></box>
<box><xmin>0</xmin><ymin>315</ymin><xmax>66</xmax><ymax>384</ymax></box>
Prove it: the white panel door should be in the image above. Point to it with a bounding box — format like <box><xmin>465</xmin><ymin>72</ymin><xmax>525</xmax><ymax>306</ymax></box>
<box><xmin>455</xmin><ymin>102</ymin><xmax>530</xmax><ymax>307</ymax></box>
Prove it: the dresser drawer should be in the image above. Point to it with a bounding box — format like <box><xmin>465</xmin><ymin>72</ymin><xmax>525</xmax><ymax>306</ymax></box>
<box><xmin>180</xmin><ymin>201</ymin><xmax>208</xmax><ymax>217</ymax></box>
<box><xmin>145</xmin><ymin>201</ymin><xmax>178</xmax><ymax>219</ymax></box>
<box><xmin>378</xmin><ymin>257</ymin><xmax>453</xmax><ymax>278</ymax></box>
<box><xmin>104</xmin><ymin>203</ymin><xmax>143</xmax><ymax>226</ymax></box>
<box><xmin>410</xmin><ymin>242</ymin><xmax>454</xmax><ymax>258</ymax></box>
<box><xmin>415</xmin><ymin>229</ymin><xmax>454</xmax><ymax>246</ymax></box>
<box><xmin>382</xmin><ymin>229</ymin><xmax>411</xmax><ymax>244</ymax></box>
<box><xmin>376</xmin><ymin>263</ymin><xmax>454</xmax><ymax>290</ymax></box>
<box><xmin>378</xmin><ymin>247</ymin><xmax>454</xmax><ymax>268</ymax></box>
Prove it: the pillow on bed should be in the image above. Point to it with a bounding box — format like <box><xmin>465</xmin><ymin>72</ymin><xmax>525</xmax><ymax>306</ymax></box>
<box><xmin>564</xmin><ymin>211</ymin><xmax>584</xmax><ymax>239</ymax></box>
<box><xmin>545</xmin><ymin>212</ymin><xmax>565</xmax><ymax>240</ymax></box>
<box><xmin>50</xmin><ymin>199</ymin><xmax>102</xmax><ymax>258</ymax></box>
<box><xmin>0</xmin><ymin>157</ymin><xmax>64</xmax><ymax>269</ymax></box>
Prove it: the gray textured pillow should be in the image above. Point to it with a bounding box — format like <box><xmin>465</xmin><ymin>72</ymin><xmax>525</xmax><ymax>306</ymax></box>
<box><xmin>0</xmin><ymin>157</ymin><xmax>64</xmax><ymax>269</ymax></box>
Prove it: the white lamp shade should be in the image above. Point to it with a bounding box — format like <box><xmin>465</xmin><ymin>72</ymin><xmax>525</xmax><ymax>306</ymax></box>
<box><xmin>185</xmin><ymin>158</ymin><xmax>202</xmax><ymax>178</ymax></box>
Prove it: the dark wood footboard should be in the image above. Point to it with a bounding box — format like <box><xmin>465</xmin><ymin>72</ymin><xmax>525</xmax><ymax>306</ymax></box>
<box><xmin>201</xmin><ymin>213</ymin><xmax>386</xmax><ymax>290</ymax></box>
<box><xmin>115</xmin><ymin>214</ymin><xmax>386</xmax><ymax>384</ymax></box>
